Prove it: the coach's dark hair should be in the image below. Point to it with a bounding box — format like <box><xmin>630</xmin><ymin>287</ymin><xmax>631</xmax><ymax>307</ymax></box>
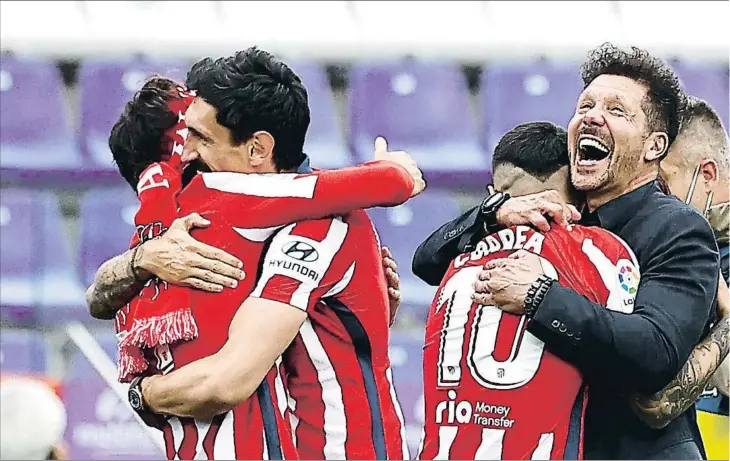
<box><xmin>493</xmin><ymin>121</ymin><xmax>569</xmax><ymax>180</ymax></box>
<box><xmin>109</xmin><ymin>76</ymin><xmax>179</xmax><ymax>189</ymax></box>
<box><xmin>186</xmin><ymin>47</ymin><xmax>310</xmax><ymax>171</ymax></box>
<box><xmin>580</xmin><ymin>42</ymin><xmax>684</xmax><ymax>147</ymax></box>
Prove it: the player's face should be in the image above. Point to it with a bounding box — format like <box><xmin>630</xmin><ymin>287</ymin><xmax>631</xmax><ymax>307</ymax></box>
<box><xmin>181</xmin><ymin>97</ymin><xmax>252</xmax><ymax>174</ymax></box>
<box><xmin>567</xmin><ymin>75</ymin><xmax>656</xmax><ymax>197</ymax></box>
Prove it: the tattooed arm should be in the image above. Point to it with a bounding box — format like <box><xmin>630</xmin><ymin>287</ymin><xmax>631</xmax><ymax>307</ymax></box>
<box><xmin>86</xmin><ymin>214</ymin><xmax>245</xmax><ymax>320</ymax></box>
<box><xmin>709</xmin><ymin>355</ymin><xmax>729</xmax><ymax>396</ymax></box>
<box><xmin>630</xmin><ymin>313</ymin><xmax>730</xmax><ymax>429</ymax></box>
<box><xmin>86</xmin><ymin>247</ymin><xmax>149</xmax><ymax>320</ymax></box>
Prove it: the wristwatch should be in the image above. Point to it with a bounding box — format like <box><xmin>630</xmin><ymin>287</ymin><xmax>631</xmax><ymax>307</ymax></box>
<box><xmin>128</xmin><ymin>376</ymin><xmax>148</xmax><ymax>414</ymax></box>
<box><xmin>479</xmin><ymin>185</ymin><xmax>511</xmax><ymax>235</ymax></box>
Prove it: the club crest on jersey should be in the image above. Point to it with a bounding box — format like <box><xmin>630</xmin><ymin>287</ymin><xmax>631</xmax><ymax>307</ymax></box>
<box><xmin>283</xmin><ymin>240</ymin><xmax>319</xmax><ymax>262</ymax></box>
<box><xmin>136</xmin><ymin>222</ymin><xmax>168</xmax><ymax>244</ymax></box>
<box><xmin>617</xmin><ymin>259</ymin><xmax>640</xmax><ymax>294</ymax></box>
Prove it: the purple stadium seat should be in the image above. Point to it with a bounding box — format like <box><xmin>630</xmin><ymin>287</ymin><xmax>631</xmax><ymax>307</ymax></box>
<box><xmin>0</xmin><ymin>189</ymin><xmax>85</xmax><ymax>325</ymax></box>
<box><xmin>64</xmin><ymin>332</ymin><xmax>163</xmax><ymax>460</ymax></box>
<box><xmin>389</xmin><ymin>332</ymin><xmax>426</xmax><ymax>457</ymax></box>
<box><xmin>78</xmin><ymin>188</ymin><xmax>139</xmax><ymax>286</ymax></box>
<box><xmin>78</xmin><ymin>58</ymin><xmax>188</xmax><ymax>172</ymax></box>
<box><xmin>288</xmin><ymin>61</ymin><xmax>353</xmax><ymax>169</ymax></box>
<box><xmin>672</xmin><ymin>62</ymin><xmax>729</xmax><ymax>130</ymax></box>
<box><xmin>367</xmin><ymin>190</ymin><xmax>461</xmax><ymax>306</ymax></box>
<box><xmin>348</xmin><ymin>61</ymin><xmax>488</xmax><ymax>182</ymax></box>
<box><xmin>0</xmin><ymin>56</ymin><xmax>81</xmax><ymax>175</ymax></box>
<box><xmin>0</xmin><ymin>330</ymin><xmax>48</xmax><ymax>374</ymax></box>
<box><xmin>481</xmin><ymin>62</ymin><xmax>582</xmax><ymax>154</ymax></box>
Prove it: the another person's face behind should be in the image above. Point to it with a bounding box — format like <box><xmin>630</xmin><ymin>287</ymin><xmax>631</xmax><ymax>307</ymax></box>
<box><xmin>567</xmin><ymin>74</ymin><xmax>665</xmax><ymax>198</ymax></box>
<box><xmin>660</xmin><ymin>153</ymin><xmax>711</xmax><ymax>212</ymax></box>
<box><xmin>181</xmin><ymin>97</ymin><xmax>276</xmax><ymax>174</ymax></box>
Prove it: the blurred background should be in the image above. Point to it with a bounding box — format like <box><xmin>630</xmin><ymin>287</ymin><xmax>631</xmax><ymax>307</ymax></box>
<box><xmin>0</xmin><ymin>1</ymin><xmax>727</xmax><ymax>459</ymax></box>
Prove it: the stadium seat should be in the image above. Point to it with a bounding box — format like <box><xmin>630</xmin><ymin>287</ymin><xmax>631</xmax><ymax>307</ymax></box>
<box><xmin>288</xmin><ymin>61</ymin><xmax>353</xmax><ymax>169</ymax></box>
<box><xmin>481</xmin><ymin>61</ymin><xmax>583</xmax><ymax>154</ymax></box>
<box><xmin>78</xmin><ymin>57</ymin><xmax>189</xmax><ymax>173</ymax></box>
<box><xmin>0</xmin><ymin>189</ymin><xmax>86</xmax><ymax>325</ymax></box>
<box><xmin>0</xmin><ymin>56</ymin><xmax>82</xmax><ymax>179</ymax></box>
<box><xmin>348</xmin><ymin>60</ymin><xmax>488</xmax><ymax>184</ymax></box>
<box><xmin>78</xmin><ymin>188</ymin><xmax>139</xmax><ymax>287</ymax></box>
<box><xmin>64</xmin><ymin>332</ymin><xmax>163</xmax><ymax>460</ymax></box>
<box><xmin>389</xmin><ymin>331</ymin><xmax>426</xmax><ymax>456</ymax></box>
<box><xmin>0</xmin><ymin>330</ymin><xmax>48</xmax><ymax>374</ymax></box>
<box><xmin>672</xmin><ymin>61</ymin><xmax>729</xmax><ymax>130</ymax></box>
<box><xmin>367</xmin><ymin>190</ymin><xmax>462</xmax><ymax>306</ymax></box>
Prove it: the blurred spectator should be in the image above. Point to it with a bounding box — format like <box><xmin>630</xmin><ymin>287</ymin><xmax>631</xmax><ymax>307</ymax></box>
<box><xmin>0</xmin><ymin>376</ymin><xmax>67</xmax><ymax>460</ymax></box>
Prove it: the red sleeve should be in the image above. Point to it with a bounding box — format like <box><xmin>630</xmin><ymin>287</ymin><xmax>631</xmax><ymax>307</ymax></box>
<box><xmin>249</xmin><ymin>218</ymin><xmax>352</xmax><ymax>312</ymax></box>
<box><xmin>198</xmin><ymin>160</ymin><xmax>414</xmax><ymax>229</ymax></box>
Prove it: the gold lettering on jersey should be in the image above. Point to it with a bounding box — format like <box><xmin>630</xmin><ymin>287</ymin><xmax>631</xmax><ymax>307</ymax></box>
<box><xmin>435</xmin><ymin>390</ymin><xmax>515</xmax><ymax>428</ymax></box>
<box><xmin>454</xmin><ymin>226</ymin><xmax>545</xmax><ymax>269</ymax></box>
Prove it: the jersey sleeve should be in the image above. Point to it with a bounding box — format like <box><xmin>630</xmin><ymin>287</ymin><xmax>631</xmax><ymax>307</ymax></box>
<box><xmin>250</xmin><ymin>218</ymin><xmax>351</xmax><ymax>312</ymax></box>
<box><xmin>199</xmin><ymin>160</ymin><xmax>414</xmax><ymax>229</ymax></box>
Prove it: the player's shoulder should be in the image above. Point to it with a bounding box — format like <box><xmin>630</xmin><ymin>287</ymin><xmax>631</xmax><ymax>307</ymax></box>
<box><xmin>546</xmin><ymin>225</ymin><xmax>637</xmax><ymax>263</ymax></box>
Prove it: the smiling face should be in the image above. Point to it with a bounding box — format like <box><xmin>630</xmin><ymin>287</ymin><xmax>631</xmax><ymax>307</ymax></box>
<box><xmin>567</xmin><ymin>74</ymin><xmax>668</xmax><ymax>207</ymax></box>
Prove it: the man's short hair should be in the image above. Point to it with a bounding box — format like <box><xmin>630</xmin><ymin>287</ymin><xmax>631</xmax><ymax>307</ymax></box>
<box><xmin>186</xmin><ymin>47</ymin><xmax>310</xmax><ymax>172</ymax></box>
<box><xmin>675</xmin><ymin>96</ymin><xmax>729</xmax><ymax>172</ymax></box>
<box><xmin>109</xmin><ymin>76</ymin><xmax>179</xmax><ymax>189</ymax></box>
<box><xmin>492</xmin><ymin>121</ymin><xmax>569</xmax><ymax>179</ymax></box>
<box><xmin>580</xmin><ymin>42</ymin><xmax>684</xmax><ymax>147</ymax></box>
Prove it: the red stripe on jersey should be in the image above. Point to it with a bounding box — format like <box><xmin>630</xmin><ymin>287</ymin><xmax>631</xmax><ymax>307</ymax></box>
<box><xmin>287</xmin><ymin>219</ymin><xmax>332</xmax><ymax>242</ymax></box>
<box><xmin>177</xmin><ymin>418</ymin><xmax>198</xmax><ymax>460</ymax></box>
<box><xmin>261</xmin><ymin>274</ymin><xmax>303</xmax><ymax>306</ymax></box>
<box><xmin>161</xmin><ymin>421</ymin><xmax>176</xmax><ymax>460</ymax></box>
<box><xmin>234</xmin><ymin>402</ymin><xmax>264</xmax><ymax>459</ymax></box>
<box><xmin>203</xmin><ymin>414</ymin><xmax>224</xmax><ymax>459</ymax></box>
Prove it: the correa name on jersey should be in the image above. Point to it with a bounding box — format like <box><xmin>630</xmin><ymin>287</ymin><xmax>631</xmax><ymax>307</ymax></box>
<box><xmin>454</xmin><ymin>226</ymin><xmax>546</xmax><ymax>269</ymax></box>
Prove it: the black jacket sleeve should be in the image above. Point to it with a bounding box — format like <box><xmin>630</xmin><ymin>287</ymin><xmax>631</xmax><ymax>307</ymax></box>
<box><xmin>527</xmin><ymin>207</ymin><xmax>719</xmax><ymax>394</ymax></box>
<box><xmin>412</xmin><ymin>206</ymin><xmax>484</xmax><ymax>286</ymax></box>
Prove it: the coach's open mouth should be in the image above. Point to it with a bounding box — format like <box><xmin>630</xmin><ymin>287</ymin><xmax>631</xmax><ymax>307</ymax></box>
<box><xmin>576</xmin><ymin>135</ymin><xmax>612</xmax><ymax>167</ymax></box>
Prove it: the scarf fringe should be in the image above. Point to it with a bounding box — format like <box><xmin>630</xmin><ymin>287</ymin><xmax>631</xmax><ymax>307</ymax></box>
<box><xmin>117</xmin><ymin>308</ymin><xmax>199</xmax><ymax>382</ymax></box>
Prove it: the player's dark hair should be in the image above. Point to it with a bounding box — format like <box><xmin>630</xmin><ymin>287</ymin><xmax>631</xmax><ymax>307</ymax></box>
<box><xmin>580</xmin><ymin>42</ymin><xmax>685</xmax><ymax>146</ymax></box>
<box><xmin>109</xmin><ymin>76</ymin><xmax>179</xmax><ymax>189</ymax></box>
<box><xmin>186</xmin><ymin>46</ymin><xmax>310</xmax><ymax>171</ymax></box>
<box><xmin>492</xmin><ymin>121</ymin><xmax>569</xmax><ymax>180</ymax></box>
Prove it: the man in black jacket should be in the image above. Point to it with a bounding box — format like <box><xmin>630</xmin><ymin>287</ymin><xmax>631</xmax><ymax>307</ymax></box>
<box><xmin>412</xmin><ymin>43</ymin><xmax>719</xmax><ymax>459</ymax></box>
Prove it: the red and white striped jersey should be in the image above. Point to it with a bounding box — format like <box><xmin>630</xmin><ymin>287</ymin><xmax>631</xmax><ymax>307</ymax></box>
<box><xmin>419</xmin><ymin>225</ymin><xmax>640</xmax><ymax>460</ymax></box>
<box><xmin>118</xmin><ymin>163</ymin><xmax>415</xmax><ymax>460</ymax></box>
<box><xmin>251</xmin><ymin>212</ymin><xmax>410</xmax><ymax>460</ymax></box>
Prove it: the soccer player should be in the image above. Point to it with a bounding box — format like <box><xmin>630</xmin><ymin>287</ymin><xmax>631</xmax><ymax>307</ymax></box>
<box><xmin>90</xmin><ymin>50</ymin><xmax>421</xmax><ymax>459</ymax></box>
<box><xmin>136</xmin><ymin>52</ymin><xmax>412</xmax><ymax>460</ymax></box>
<box><xmin>632</xmin><ymin>96</ymin><xmax>730</xmax><ymax>459</ymax></box>
<box><xmin>418</xmin><ymin>122</ymin><xmax>641</xmax><ymax>460</ymax></box>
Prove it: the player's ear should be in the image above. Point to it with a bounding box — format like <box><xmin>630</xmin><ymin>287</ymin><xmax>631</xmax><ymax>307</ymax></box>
<box><xmin>249</xmin><ymin>131</ymin><xmax>275</xmax><ymax>167</ymax></box>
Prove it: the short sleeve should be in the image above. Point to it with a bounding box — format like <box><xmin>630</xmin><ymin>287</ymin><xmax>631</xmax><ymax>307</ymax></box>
<box><xmin>251</xmin><ymin>218</ymin><xmax>351</xmax><ymax>312</ymax></box>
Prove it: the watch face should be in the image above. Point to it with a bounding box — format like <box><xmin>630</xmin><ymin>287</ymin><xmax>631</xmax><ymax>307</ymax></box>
<box><xmin>129</xmin><ymin>388</ymin><xmax>143</xmax><ymax>411</ymax></box>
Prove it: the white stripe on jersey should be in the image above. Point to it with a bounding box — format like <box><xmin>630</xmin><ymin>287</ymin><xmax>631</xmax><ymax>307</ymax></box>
<box><xmin>434</xmin><ymin>426</ymin><xmax>458</xmax><ymax>459</ymax></box>
<box><xmin>216</xmin><ymin>412</ymin><xmax>235</xmax><ymax>460</ymax></box>
<box><xmin>169</xmin><ymin>417</ymin><xmax>185</xmax><ymax>459</ymax></box>
<box><xmin>530</xmin><ymin>433</ymin><xmax>554</xmax><ymax>460</ymax></box>
<box><xmin>322</xmin><ymin>262</ymin><xmax>355</xmax><ymax>298</ymax></box>
<box><xmin>474</xmin><ymin>428</ymin><xmax>505</xmax><ymax>460</ymax></box>
<box><xmin>299</xmin><ymin>318</ymin><xmax>347</xmax><ymax>459</ymax></box>
<box><xmin>288</xmin><ymin>394</ymin><xmax>300</xmax><ymax>447</ymax></box>
<box><xmin>251</xmin><ymin>219</ymin><xmax>349</xmax><ymax>311</ymax></box>
<box><xmin>202</xmin><ymin>172</ymin><xmax>318</xmax><ymax>198</ymax></box>
<box><xmin>262</xmin><ymin>426</ymin><xmax>269</xmax><ymax>460</ymax></box>
<box><xmin>274</xmin><ymin>357</ymin><xmax>288</xmax><ymax>418</ymax></box>
<box><xmin>385</xmin><ymin>367</ymin><xmax>410</xmax><ymax>460</ymax></box>
<box><xmin>194</xmin><ymin>420</ymin><xmax>212</xmax><ymax>460</ymax></box>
